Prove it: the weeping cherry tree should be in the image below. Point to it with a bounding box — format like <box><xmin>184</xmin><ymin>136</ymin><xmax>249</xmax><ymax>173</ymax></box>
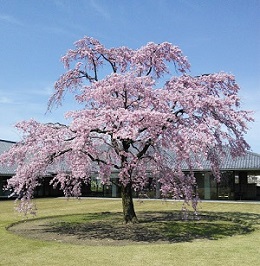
<box><xmin>0</xmin><ymin>36</ymin><xmax>253</xmax><ymax>223</ymax></box>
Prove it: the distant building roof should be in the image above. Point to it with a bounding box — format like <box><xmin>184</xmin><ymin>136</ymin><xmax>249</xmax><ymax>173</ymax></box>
<box><xmin>0</xmin><ymin>139</ymin><xmax>17</xmax><ymax>175</ymax></box>
<box><xmin>0</xmin><ymin>139</ymin><xmax>260</xmax><ymax>176</ymax></box>
<box><xmin>192</xmin><ymin>149</ymin><xmax>260</xmax><ymax>171</ymax></box>
<box><xmin>219</xmin><ymin>150</ymin><xmax>260</xmax><ymax>171</ymax></box>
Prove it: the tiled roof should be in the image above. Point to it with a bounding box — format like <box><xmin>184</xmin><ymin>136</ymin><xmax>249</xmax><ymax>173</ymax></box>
<box><xmin>219</xmin><ymin>150</ymin><xmax>260</xmax><ymax>170</ymax></box>
<box><xmin>0</xmin><ymin>139</ymin><xmax>16</xmax><ymax>175</ymax></box>
<box><xmin>165</xmin><ymin>147</ymin><xmax>260</xmax><ymax>171</ymax></box>
<box><xmin>1</xmin><ymin>139</ymin><xmax>260</xmax><ymax>176</ymax></box>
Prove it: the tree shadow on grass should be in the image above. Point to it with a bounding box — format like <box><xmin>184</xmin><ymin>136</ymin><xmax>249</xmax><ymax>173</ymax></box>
<box><xmin>32</xmin><ymin>210</ymin><xmax>259</xmax><ymax>245</ymax></box>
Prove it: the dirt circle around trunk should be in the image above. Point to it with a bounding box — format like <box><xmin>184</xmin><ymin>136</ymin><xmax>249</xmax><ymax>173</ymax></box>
<box><xmin>7</xmin><ymin>211</ymin><xmax>254</xmax><ymax>246</ymax></box>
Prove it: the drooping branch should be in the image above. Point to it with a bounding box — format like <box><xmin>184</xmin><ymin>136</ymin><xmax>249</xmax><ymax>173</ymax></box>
<box><xmin>123</xmin><ymin>89</ymin><xmax>128</xmax><ymax>109</ymax></box>
<box><xmin>91</xmin><ymin>58</ymin><xmax>98</xmax><ymax>81</ymax></box>
<box><xmin>137</xmin><ymin>138</ymin><xmax>153</xmax><ymax>159</ymax></box>
<box><xmin>79</xmin><ymin>70</ymin><xmax>96</xmax><ymax>82</ymax></box>
<box><xmin>81</xmin><ymin>150</ymin><xmax>120</xmax><ymax>170</ymax></box>
<box><xmin>90</xmin><ymin>128</ymin><xmax>109</xmax><ymax>134</ymax></box>
<box><xmin>174</xmin><ymin>109</ymin><xmax>184</xmax><ymax>118</ymax></box>
<box><xmin>101</xmin><ymin>54</ymin><xmax>117</xmax><ymax>73</ymax></box>
<box><xmin>47</xmin><ymin>148</ymin><xmax>73</xmax><ymax>164</ymax></box>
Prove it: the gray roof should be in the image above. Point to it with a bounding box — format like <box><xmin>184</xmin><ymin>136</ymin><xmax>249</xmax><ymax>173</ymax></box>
<box><xmin>191</xmin><ymin>149</ymin><xmax>260</xmax><ymax>171</ymax></box>
<box><xmin>219</xmin><ymin>150</ymin><xmax>260</xmax><ymax>171</ymax></box>
<box><xmin>0</xmin><ymin>139</ymin><xmax>17</xmax><ymax>175</ymax></box>
<box><xmin>1</xmin><ymin>139</ymin><xmax>260</xmax><ymax>176</ymax></box>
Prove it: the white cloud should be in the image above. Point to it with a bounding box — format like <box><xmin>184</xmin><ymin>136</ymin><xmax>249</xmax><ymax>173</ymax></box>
<box><xmin>0</xmin><ymin>14</ymin><xmax>24</xmax><ymax>26</ymax></box>
<box><xmin>42</xmin><ymin>25</ymin><xmax>75</xmax><ymax>37</ymax></box>
<box><xmin>29</xmin><ymin>85</ymin><xmax>54</xmax><ymax>97</ymax></box>
<box><xmin>89</xmin><ymin>0</ymin><xmax>110</xmax><ymax>20</ymax></box>
<box><xmin>0</xmin><ymin>81</ymin><xmax>77</xmax><ymax>142</ymax></box>
<box><xmin>0</xmin><ymin>96</ymin><xmax>13</xmax><ymax>104</ymax></box>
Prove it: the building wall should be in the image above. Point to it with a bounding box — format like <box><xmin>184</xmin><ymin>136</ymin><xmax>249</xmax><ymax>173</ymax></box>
<box><xmin>195</xmin><ymin>171</ymin><xmax>234</xmax><ymax>200</ymax></box>
<box><xmin>0</xmin><ymin>176</ymin><xmax>12</xmax><ymax>197</ymax></box>
<box><xmin>1</xmin><ymin>170</ymin><xmax>260</xmax><ymax>200</ymax></box>
<box><xmin>234</xmin><ymin>171</ymin><xmax>260</xmax><ymax>200</ymax></box>
<box><xmin>195</xmin><ymin>170</ymin><xmax>260</xmax><ymax>200</ymax></box>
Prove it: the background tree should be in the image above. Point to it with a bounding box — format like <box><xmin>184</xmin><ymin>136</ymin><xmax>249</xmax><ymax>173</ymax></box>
<box><xmin>0</xmin><ymin>36</ymin><xmax>253</xmax><ymax>223</ymax></box>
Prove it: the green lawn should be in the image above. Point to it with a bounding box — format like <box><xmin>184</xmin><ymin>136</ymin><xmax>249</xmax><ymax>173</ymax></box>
<box><xmin>0</xmin><ymin>198</ymin><xmax>259</xmax><ymax>266</ymax></box>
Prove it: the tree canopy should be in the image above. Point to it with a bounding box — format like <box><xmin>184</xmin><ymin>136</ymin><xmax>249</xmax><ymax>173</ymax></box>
<box><xmin>0</xmin><ymin>36</ymin><xmax>253</xmax><ymax>222</ymax></box>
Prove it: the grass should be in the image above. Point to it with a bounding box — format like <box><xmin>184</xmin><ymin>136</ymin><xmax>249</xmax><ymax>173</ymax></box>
<box><xmin>8</xmin><ymin>211</ymin><xmax>256</xmax><ymax>245</ymax></box>
<box><xmin>0</xmin><ymin>198</ymin><xmax>260</xmax><ymax>266</ymax></box>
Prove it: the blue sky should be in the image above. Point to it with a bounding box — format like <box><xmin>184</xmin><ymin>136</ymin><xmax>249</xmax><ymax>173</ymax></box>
<box><xmin>0</xmin><ymin>0</ymin><xmax>259</xmax><ymax>152</ymax></box>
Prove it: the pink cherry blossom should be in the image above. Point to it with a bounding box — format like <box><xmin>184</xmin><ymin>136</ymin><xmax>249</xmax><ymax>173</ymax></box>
<box><xmin>0</xmin><ymin>36</ymin><xmax>253</xmax><ymax>222</ymax></box>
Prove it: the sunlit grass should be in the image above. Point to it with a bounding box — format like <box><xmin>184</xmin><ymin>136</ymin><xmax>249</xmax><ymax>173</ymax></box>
<box><xmin>1</xmin><ymin>198</ymin><xmax>260</xmax><ymax>266</ymax></box>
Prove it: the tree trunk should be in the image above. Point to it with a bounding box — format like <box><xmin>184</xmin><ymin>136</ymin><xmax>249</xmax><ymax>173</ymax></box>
<box><xmin>121</xmin><ymin>183</ymin><xmax>138</xmax><ymax>223</ymax></box>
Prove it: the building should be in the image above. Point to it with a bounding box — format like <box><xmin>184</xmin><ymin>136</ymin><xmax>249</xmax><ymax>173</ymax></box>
<box><xmin>0</xmin><ymin>139</ymin><xmax>64</xmax><ymax>198</ymax></box>
<box><xmin>0</xmin><ymin>140</ymin><xmax>16</xmax><ymax>197</ymax></box>
<box><xmin>1</xmin><ymin>139</ymin><xmax>260</xmax><ymax>200</ymax></box>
